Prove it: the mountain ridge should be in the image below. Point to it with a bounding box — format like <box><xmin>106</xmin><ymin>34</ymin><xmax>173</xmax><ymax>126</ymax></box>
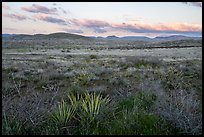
<box><xmin>2</xmin><ymin>33</ymin><xmax>202</xmax><ymax>41</ymax></box>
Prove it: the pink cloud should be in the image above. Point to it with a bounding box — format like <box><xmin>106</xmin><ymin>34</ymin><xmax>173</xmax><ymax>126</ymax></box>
<box><xmin>167</xmin><ymin>23</ymin><xmax>202</xmax><ymax>32</ymax></box>
<box><xmin>111</xmin><ymin>21</ymin><xmax>202</xmax><ymax>34</ymax></box>
<box><xmin>34</xmin><ymin>14</ymin><xmax>67</xmax><ymax>25</ymax></box>
<box><xmin>69</xmin><ymin>19</ymin><xmax>110</xmax><ymax>33</ymax></box>
<box><xmin>70</xmin><ymin>19</ymin><xmax>109</xmax><ymax>27</ymax></box>
<box><xmin>2</xmin><ymin>3</ymin><xmax>10</xmax><ymax>10</ymax></box>
<box><xmin>21</xmin><ymin>4</ymin><xmax>58</xmax><ymax>14</ymax></box>
<box><xmin>81</xmin><ymin>20</ymin><xmax>110</xmax><ymax>33</ymax></box>
<box><xmin>81</xmin><ymin>20</ymin><xmax>110</xmax><ymax>28</ymax></box>
<box><xmin>68</xmin><ymin>18</ymin><xmax>202</xmax><ymax>35</ymax></box>
<box><xmin>3</xmin><ymin>13</ymin><xmax>27</xmax><ymax>21</ymax></box>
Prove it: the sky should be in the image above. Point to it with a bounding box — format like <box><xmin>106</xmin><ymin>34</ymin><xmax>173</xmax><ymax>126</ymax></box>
<box><xmin>2</xmin><ymin>2</ymin><xmax>202</xmax><ymax>38</ymax></box>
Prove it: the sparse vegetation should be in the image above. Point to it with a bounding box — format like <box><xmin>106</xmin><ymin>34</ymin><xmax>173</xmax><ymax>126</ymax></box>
<box><xmin>2</xmin><ymin>37</ymin><xmax>202</xmax><ymax>135</ymax></box>
<box><xmin>90</xmin><ymin>54</ymin><xmax>97</xmax><ymax>59</ymax></box>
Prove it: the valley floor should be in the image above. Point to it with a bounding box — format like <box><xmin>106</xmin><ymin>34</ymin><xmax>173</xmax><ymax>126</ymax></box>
<box><xmin>2</xmin><ymin>44</ymin><xmax>202</xmax><ymax>135</ymax></box>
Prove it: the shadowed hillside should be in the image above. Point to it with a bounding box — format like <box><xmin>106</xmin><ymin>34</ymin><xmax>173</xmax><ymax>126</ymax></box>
<box><xmin>9</xmin><ymin>32</ymin><xmax>92</xmax><ymax>40</ymax></box>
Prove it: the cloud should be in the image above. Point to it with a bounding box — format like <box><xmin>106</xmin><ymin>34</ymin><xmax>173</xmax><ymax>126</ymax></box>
<box><xmin>83</xmin><ymin>20</ymin><xmax>109</xmax><ymax>33</ymax></box>
<box><xmin>69</xmin><ymin>18</ymin><xmax>80</xmax><ymax>25</ymax></box>
<box><xmin>34</xmin><ymin>14</ymin><xmax>67</xmax><ymax>25</ymax></box>
<box><xmin>62</xmin><ymin>28</ymin><xmax>84</xmax><ymax>34</ymax></box>
<box><xmin>58</xmin><ymin>7</ymin><xmax>69</xmax><ymax>14</ymax></box>
<box><xmin>167</xmin><ymin>23</ymin><xmax>201</xmax><ymax>32</ymax></box>
<box><xmin>62</xmin><ymin>9</ymin><xmax>67</xmax><ymax>14</ymax></box>
<box><xmin>82</xmin><ymin>20</ymin><xmax>110</xmax><ymax>28</ymax></box>
<box><xmin>21</xmin><ymin>4</ymin><xmax>58</xmax><ymax>14</ymax></box>
<box><xmin>182</xmin><ymin>2</ymin><xmax>202</xmax><ymax>7</ymax></box>
<box><xmin>3</xmin><ymin>13</ymin><xmax>27</xmax><ymax>21</ymax></box>
<box><xmin>69</xmin><ymin>18</ymin><xmax>202</xmax><ymax>34</ymax></box>
<box><xmin>92</xmin><ymin>28</ymin><xmax>107</xmax><ymax>33</ymax></box>
<box><xmin>70</xmin><ymin>19</ymin><xmax>109</xmax><ymax>33</ymax></box>
<box><xmin>2</xmin><ymin>3</ymin><xmax>10</xmax><ymax>10</ymax></box>
<box><xmin>111</xmin><ymin>22</ymin><xmax>202</xmax><ymax>35</ymax></box>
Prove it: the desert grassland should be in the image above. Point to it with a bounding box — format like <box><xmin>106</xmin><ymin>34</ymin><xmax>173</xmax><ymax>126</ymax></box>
<box><xmin>2</xmin><ymin>40</ymin><xmax>202</xmax><ymax>135</ymax></box>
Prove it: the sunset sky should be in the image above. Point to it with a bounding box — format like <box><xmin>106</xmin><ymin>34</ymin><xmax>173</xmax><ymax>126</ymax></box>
<box><xmin>2</xmin><ymin>2</ymin><xmax>202</xmax><ymax>38</ymax></box>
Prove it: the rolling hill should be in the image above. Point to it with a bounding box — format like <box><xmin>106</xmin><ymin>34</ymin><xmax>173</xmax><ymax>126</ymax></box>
<box><xmin>4</xmin><ymin>32</ymin><xmax>91</xmax><ymax>40</ymax></box>
<box><xmin>2</xmin><ymin>32</ymin><xmax>202</xmax><ymax>42</ymax></box>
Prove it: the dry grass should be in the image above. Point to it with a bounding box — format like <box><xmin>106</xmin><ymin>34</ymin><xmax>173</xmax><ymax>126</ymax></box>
<box><xmin>2</xmin><ymin>39</ymin><xmax>202</xmax><ymax>135</ymax></box>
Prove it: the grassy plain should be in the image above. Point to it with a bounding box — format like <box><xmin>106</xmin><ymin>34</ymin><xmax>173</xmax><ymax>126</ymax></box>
<box><xmin>2</xmin><ymin>37</ymin><xmax>202</xmax><ymax>135</ymax></box>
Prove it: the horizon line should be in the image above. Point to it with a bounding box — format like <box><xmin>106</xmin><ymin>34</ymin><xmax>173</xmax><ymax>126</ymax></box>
<box><xmin>2</xmin><ymin>32</ymin><xmax>202</xmax><ymax>39</ymax></box>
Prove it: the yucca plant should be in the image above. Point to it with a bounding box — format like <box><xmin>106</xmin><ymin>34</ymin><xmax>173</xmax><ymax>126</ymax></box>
<box><xmin>80</xmin><ymin>92</ymin><xmax>110</xmax><ymax>122</ymax></box>
<box><xmin>51</xmin><ymin>99</ymin><xmax>75</xmax><ymax>127</ymax></box>
<box><xmin>78</xmin><ymin>92</ymin><xmax>110</xmax><ymax>134</ymax></box>
<box><xmin>67</xmin><ymin>92</ymin><xmax>81</xmax><ymax>107</ymax></box>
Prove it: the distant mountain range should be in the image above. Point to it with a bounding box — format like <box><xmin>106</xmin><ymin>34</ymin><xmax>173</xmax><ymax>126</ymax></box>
<box><xmin>101</xmin><ymin>35</ymin><xmax>202</xmax><ymax>41</ymax></box>
<box><xmin>88</xmin><ymin>35</ymin><xmax>202</xmax><ymax>41</ymax></box>
<box><xmin>2</xmin><ymin>34</ymin><xmax>16</xmax><ymax>37</ymax></box>
<box><xmin>2</xmin><ymin>33</ymin><xmax>202</xmax><ymax>41</ymax></box>
<box><xmin>154</xmin><ymin>35</ymin><xmax>202</xmax><ymax>41</ymax></box>
<box><xmin>106</xmin><ymin>35</ymin><xmax>152</xmax><ymax>41</ymax></box>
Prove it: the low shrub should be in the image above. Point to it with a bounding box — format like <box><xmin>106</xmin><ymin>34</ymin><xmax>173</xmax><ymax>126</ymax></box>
<box><xmin>90</xmin><ymin>55</ymin><xmax>97</xmax><ymax>59</ymax></box>
<box><xmin>2</xmin><ymin>114</ymin><xmax>25</xmax><ymax>135</ymax></box>
<box><xmin>51</xmin><ymin>100</ymin><xmax>75</xmax><ymax>127</ymax></box>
